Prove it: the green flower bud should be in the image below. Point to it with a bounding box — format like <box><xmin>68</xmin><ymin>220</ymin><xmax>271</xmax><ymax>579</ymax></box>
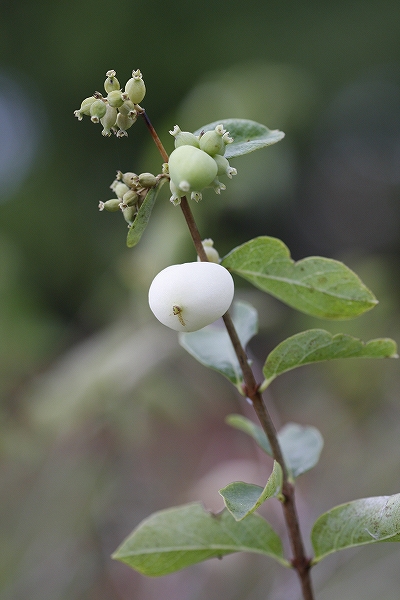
<box><xmin>116</xmin><ymin>112</ymin><xmax>136</xmax><ymax>137</ymax></box>
<box><xmin>107</xmin><ymin>90</ymin><xmax>124</xmax><ymax>108</ymax></box>
<box><xmin>213</xmin><ymin>154</ymin><xmax>238</xmax><ymax>179</ymax></box>
<box><xmin>169</xmin><ymin>125</ymin><xmax>200</xmax><ymax>148</ymax></box>
<box><xmin>74</xmin><ymin>96</ymin><xmax>96</xmax><ymax>120</ymax></box>
<box><xmin>114</xmin><ymin>182</ymin><xmax>130</xmax><ymax>198</ymax></box>
<box><xmin>100</xmin><ymin>105</ymin><xmax>117</xmax><ymax>137</ymax></box>
<box><xmin>104</xmin><ymin>70</ymin><xmax>120</xmax><ymax>93</ymax></box>
<box><xmin>90</xmin><ymin>99</ymin><xmax>107</xmax><ymax>123</ymax></box>
<box><xmin>125</xmin><ymin>69</ymin><xmax>146</xmax><ymax>104</ymax></box>
<box><xmin>99</xmin><ymin>199</ymin><xmax>121</xmax><ymax>212</ymax></box>
<box><xmin>138</xmin><ymin>172</ymin><xmax>157</xmax><ymax>188</ymax></box>
<box><xmin>122</xmin><ymin>189</ymin><xmax>139</xmax><ymax>206</ymax></box>
<box><xmin>199</xmin><ymin>124</ymin><xmax>226</xmax><ymax>156</ymax></box>
<box><xmin>168</xmin><ymin>146</ymin><xmax>218</xmax><ymax>200</ymax></box>
<box><xmin>122</xmin><ymin>205</ymin><xmax>136</xmax><ymax>225</ymax></box>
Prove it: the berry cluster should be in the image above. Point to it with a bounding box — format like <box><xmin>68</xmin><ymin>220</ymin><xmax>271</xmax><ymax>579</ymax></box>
<box><xmin>168</xmin><ymin>124</ymin><xmax>237</xmax><ymax>205</ymax></box>
<box><xmin>74</xmin><ymin>69</ymin><xmax>146</xmax><ymax>137</ymax></box>
<box><xmin>99</xmin><ymin>170</ymin><xmax>163</xmax><ymax>226</ymax></box>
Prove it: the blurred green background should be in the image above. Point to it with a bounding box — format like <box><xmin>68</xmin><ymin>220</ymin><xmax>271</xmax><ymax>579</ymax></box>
<box><xmin>1</xmin><ymin>0</ymin><xmax>400</xmax><ymax>598</ymax></box>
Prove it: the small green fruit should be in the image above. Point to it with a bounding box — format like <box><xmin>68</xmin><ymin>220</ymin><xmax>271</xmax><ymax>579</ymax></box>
<box><xmin>125</xmin><ymin>69</ymin><xmax>146</xmax><ymax>104</ymax></box>
<box><xmin>168</xmin><ymin>145</ymin><xmax>218</xmax><ymax>198</ymax></box>
<box><xmin>138</xmin><ymin>172</ymin><xmax>157</xmax><ymax>188</ymax></box>
<box><xmin>169</xmin><ymin>125</ymin><xmax>200</xmax><ymax>148</ymax></box>
<box><xmin>199</xmin><ymin>128</ymin><xmax>225</xmax><ymax>156</ymax></box>
<box><xmin>100</xmin><ymin>105</ymin><xmax>117</xmax><ymax>136</ymax></box>
<box><xmin>74</xmin><ymin>96</ymin><xmax>96</xmax><ymax>120</ymax></box>
<box><xmin>104</xmin><ymin>70</ymin><xmax>120</xmax><ymax>93</ymax></box>
<box><xmin>90</xmin><ymin>99</ymin><xmax>107</xmax><ymax>123</ymax></box>
<box><xmin>107</xmin><ymin>90</ymin><xmax>124</xmax><ymax>108</ymax></box>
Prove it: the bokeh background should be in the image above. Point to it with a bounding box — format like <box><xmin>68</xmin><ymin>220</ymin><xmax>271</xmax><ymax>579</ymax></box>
<box><xmin>1</xmin><ymin>0</ymin><xmax>400</xmax><ymax>598</ymax></box>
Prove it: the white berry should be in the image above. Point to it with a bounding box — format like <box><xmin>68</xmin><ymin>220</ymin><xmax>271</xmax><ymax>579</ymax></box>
<box><xmin>148</xmin><ymin>262</ymin><xmax>234</xmax><ymax>332</ymax></box>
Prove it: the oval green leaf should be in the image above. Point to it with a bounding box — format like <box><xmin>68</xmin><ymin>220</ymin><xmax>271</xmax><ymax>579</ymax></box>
<box><xmin>112</xmin><ymin>502</ymin><xmax>289</xmax><ymax>576</ymax></box>
<box><xmin>261</xmin><ymin>329</ymin><xmax>398</xmax><ymax>389</ymax></box>
<box><xmin>126</xmin><ymin>178</ymin><xmax>166</xmax><ymax>248</ymax></box>
<box><xmin>312</xmin><ymin>493</ymin><xmax>400</xmax><ymax>564</ymax></box>
<box><xmin>193</xmin><ymin>119</ymin><xmax>285</xmax><ymax>158</ymax></box>
<box><xmin>219</xmin><ymin>461</ymin><xmax>283</xmax><ymax>521</ymax></box>
<box><xmin>179</xmin><ymin>301</ymin><xmax>258</xmax><ymax>392</ymax></box>
<box><xmin>221</xmin><ymin>237</ymin><xmax>378</xmax><ymax>319</ymax></box>
<box><xmin>226</xmin><ymin>415</ymin><xmax>323</xmax><ymax>479</ymax></box>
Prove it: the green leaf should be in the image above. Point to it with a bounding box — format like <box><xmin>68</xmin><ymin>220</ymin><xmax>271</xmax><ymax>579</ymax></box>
<box><xmin>193</xmin><ymin>119</ymin><xmax>285</xmax><ymax>158</ymax></box>
<box><xmin>261</xmin><ymin>329</ymin><xmax>398</xmax><ymax>388</ymax></box>
<box><xmin>126</xmin><ymin>178</ymin><xmax>166</xmax><ymax>248</ymax></box>
<box><xmin>221</xmin><ymin>236</ymin><xmax>378</xmax><ymax>319</ymax></box>
<box><xmin>226</xmin><ymin>415</ymin><xmax>323</xmax><ymax>479</ymax></box>
<box><xmin>311</xmin><ymin>493</ymin><xmax>400</xmax><ymax>564</ymax></box>
<box><xmin>179</xmin><ymin>301</ymin><xmax>258</xmax><ymax>392</ymax></box>
<box><xmin>219</xmin><ymin>461</ymin><xmax>283</xmax><ymax>521</ymax></box>
<box><xmin>112</xmin><ymin>502</ymin><xmax>289</xmax><ymax>575</ymax></box>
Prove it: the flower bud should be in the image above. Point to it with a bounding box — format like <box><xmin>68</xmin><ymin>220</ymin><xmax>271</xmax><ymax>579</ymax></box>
<box><xmin>125</xmin><ymin>69</ymin><xmax>146</xmax><ymax>104</ymax></box>
<box><xmin>90</xmin><ymin>99</ymin><xmax>107</xmax><ymax>123</ymax></box>
<box><xmin>100</xmin><ymin>105</ymin><xmax>117</xmax><ymax>136</ymax></box>
<box><xmin>138</xmin><ymin>172</ymin><xmax>157</xmax><ymax>188</ymax></box>
<box><xmin>168</xmin><ymin>145</ymin><xmax>218</xmax><ymax>199</ymax></box>
<box><xmin>104</xmin><ymin>70</ymin><xmax>120</xmax><ymax>93</ymax></box>
<box><xmin>74</xmin><ymin>96</ymin><xmax>96</xmax><ymax>120</ymax></box>
<box><xmin>169</xmin><ymin>125</ymin><xmax>200</xmax><ymax>148</ymax></box>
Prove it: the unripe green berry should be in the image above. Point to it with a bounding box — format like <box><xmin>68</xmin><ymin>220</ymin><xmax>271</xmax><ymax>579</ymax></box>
<box><xmin>121</xmin><ymin>171</ymin><xmax>138</xmax><ymax>186</ymax></box>
<box><xmin>148</xmin><ymin>262</ymin><xmax>234</xmax><ymax>332</ymax></box>
<box><xmin>107</xmin><ymin>90</ymin><xmax>124</xmax><ymax>108</ymax></box>
<box><xmin>168</xmin><ymin>145</ymin><xmax>218</xmax><ymax>197</ymax></box>
<box><xmin>199</xmin><ymin>128</ymin><xmax>225</xmax><ymax>156</ymax></box>
<box><xmin>125</xmin><ymin>69</ymin><xmax>146</xmax><ymax>104</ymax></box>
<box><xmin>90</xmin><ymin>99</ymin><xmax>107</xmax><ymax>123</ymax></box>
<box><xmin>99</xmin><ymin>199</ymin><xmax>121</xmax><ymax>212</ymax></box>
<box><xmin>138</xmin><ymin>172</ymin><xmax>157</xmax><ymax>188</ymax></box>
<box><xmin>116</xmin><ymin>112</ymin><xmax>136</xmax><ymax>137</ymax></box>
<box><xmin>198</xmin><ymin>239</ymin><xmax>220</xmax><ymax>263</ymax></box>
<box><xmin>118</xmin><ymin>100</ymin><xmax>137</xmax><ymax>117</ymax></box>
<box><xmin>213</xmin><ymin>154</ymin><xmax>238</xmax><ymax>179</ymax></box>
<box><xmin>74</xmin><ymin>96</ymin><xmax>96</xmax><ymax>120</ymax></box>
<box><xmin>122</xmin><ymin>205</ymin><xmax>136</xmax><ymax>224</ymax></box>
<box><xmin>104</xmin><ymin>70</ymin><xmax>120</xmax><ymax>93</ymax></box>
<box><xmin>114</xmin><ymin>182</ymin><xmax>130</xmax><ymax>198</ymax></box>
<box><xmin>122</xmin><ymin>190</ymin><xmax>139</xmax><ymax>206</ymax></box>
<box><xmin>169</xmin><ymin>125</ymin><xmax>200</xmax><ymax>148</ymax></box>
<box><xmin>100</xmin><ymin>105</ymin><xmax>117</xmax><ymax>136</ymax></box>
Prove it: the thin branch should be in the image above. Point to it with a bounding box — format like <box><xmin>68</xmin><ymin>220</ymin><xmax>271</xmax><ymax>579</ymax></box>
<box><xmin>144</xmin><ymin>111</ymin><xmax>315</xmax><ymax>600</ymax></box>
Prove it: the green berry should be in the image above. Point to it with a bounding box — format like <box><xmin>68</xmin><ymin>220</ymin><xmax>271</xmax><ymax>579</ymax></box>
<box><xmin>168</xmin><ymin>145</ymin><xmax>218</xmax><ymax>199</ymax></box>
<box><xmin>125</xmin><ymin>69</ymin><xmax>146</xmax><ymax>104</ymax></box>
<box><xmin>121</xmin><ymin>172</ymin><xmax>138</xmax><ymax>186</ymax></box>
<box><xmin>116</xmin><ymin>112</ymin><xmax>136</xmax><ymax>137</ymax></box>
<box><xmin>107</xmin><ymin>90</ymin><xmax>124</xmax><ymax>108</ymax></box>
<box><xmin>213</xmin><ymin>154</ymin><xmax>237</xmax><ymax>179</ymax></box>
<box><xmin>114</xmin><ymin>182</ymin><xmax>130</xmax><ymax>198</ymax></box>
<box><xmin>169</xmin><ymin>125</ymin><xmax>200</xmax><ymax>148</ymax></box>
<box><xmin>138</xmin><ymin>172</ymin><xmax>157</xmax><ymax>188</ymax></box>
<box><xmin>104</xmin><ymin>70</ymin><xmax>120</xmax><ymax>93</ymax></box>
<box><xmin>122</xmin><ymin>205</ymin><xmax>136</xmax><ymax>224</ymax></box>
<box><xmin>122</xmin><ymin>190</ymin><xmax>139</xmax><ymax>206</ymax></box>
<box><xmin>74</xmin><ymin>96</ymin><xmax>96</xmax><ymax>120</ymax></box>
<box><xmin>199</xmin><ymin>128</ymin><xmax>225</xmax><ymax>156</ymax></box>
<box><xmin>100</xmin><ymin>105</ymin><xmax>117</xmax><ymax>136</ymax></box>
<box><xmin>99</xmin><ymin>199</ymin><xmax>121</xmax><ymax>212</ymax></box>
<box><xmin>90</xmin><ymin>99</ymin><xmax>107</xmax><ymax>123</ymax></box>
<box><xmin>118</xmin><ymin>100</ymin><xmax>136</xmax><ymax>117</ymax></box>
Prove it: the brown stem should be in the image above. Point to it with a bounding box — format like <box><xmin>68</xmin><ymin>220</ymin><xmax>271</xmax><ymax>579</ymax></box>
<box><xmin>144</xmin><ymin>113</ymin><xmax>315</xmax><ymax>600</ymax></box>
<box><xmin>139</xmin><ymin>108</ymin><xmax>169</xmax><ymax>163</ymax></box>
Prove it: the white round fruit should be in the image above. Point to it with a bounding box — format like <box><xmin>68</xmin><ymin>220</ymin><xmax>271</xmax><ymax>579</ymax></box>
<box><xmin>148</xmin><ymin>262</ymin><xmax>234</xmax><ymax>332</ymax></box>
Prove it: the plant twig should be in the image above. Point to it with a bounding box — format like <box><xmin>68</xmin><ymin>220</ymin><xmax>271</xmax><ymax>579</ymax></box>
<box><xmin>144</xmin><ymin>111</ymin><xmax>315</xmax><ymax>600</ymax></box>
